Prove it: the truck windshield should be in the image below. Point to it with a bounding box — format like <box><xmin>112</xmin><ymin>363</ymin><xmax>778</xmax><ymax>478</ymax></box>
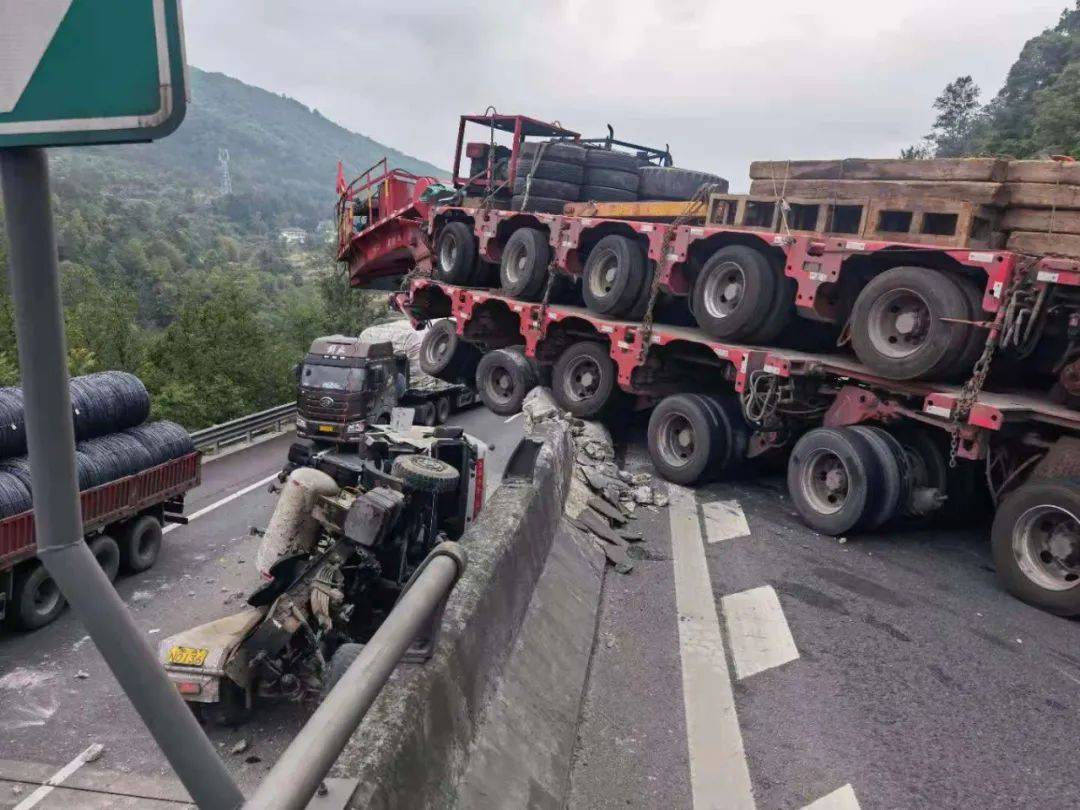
<box><xmin>302</xmin><ymin>364</ymin><xmax>366</xmax><ymax>391</ymax></box>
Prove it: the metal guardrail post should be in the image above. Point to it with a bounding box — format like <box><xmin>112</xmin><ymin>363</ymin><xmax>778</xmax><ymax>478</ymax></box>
<box><xmin>189</xmin><ymin>403</ymin><xmax>297</xmax><ymax>452</ymax></box>
<box><xmin>243</xmin><ymin>542</ymin><xmax>467</xmax><ymax>810</ymax></box>
<box><xmin>1</xmin><ymin>148</ymin><xmax>245</xmax><ymax>809</ymax></box>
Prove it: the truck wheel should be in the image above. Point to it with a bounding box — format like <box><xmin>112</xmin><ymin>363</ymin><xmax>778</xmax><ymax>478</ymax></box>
<box><xmin>552</xmin><ymin>341</ymin><xmax>619</xmax><ymax>418</ymax></box>
<box><xmin>648</xmin><ymin>394</ymin><xmax>727</xmax><ymax>485</ymax></box>
<box><xmin>414</xmin><ymin>402</ymin><xmax>437</xmax><ymax>426</ymax></box>
<box><xmin>787</xmin><ymin>427</ymin><xmax>888</xmax><ymax>536</ymax></box>
<box><xmin>88</xmin><ymin>534</ymin><xmax>121</xmax><ymax>583</ymax></box>
<box><xmin>582</xmin><ymin>235</ymin><xmax>646</xmax><ymax>317</ymax></box>
<box><xmin>848</xmin><ymin>426</ymin><xmax>907</xmax><ymax>529</ymax></box>
<box><xmin>392</xmin><ymin>454</ymin><xmax>460</xmax><ymax>494</ymax></box>
<box><xmin>698</xmin><ymin>394</ymin><xmax>751</xmax><ymax>479</ymax></box>
<box><xmin>948</xmin><ymin>274</ymin><xmax>988</xmax><ymax>381</ymax></box>
<box><xmin>322</xmin><ymin>643</ymin><xmax>365</xmax><ymax>700</ymax></box>
<box><xmin>476</xmin><ymin>348</ymin><xmax>536</xmax><ymax>416</ymax></box>
<box><xmin>119</xmin><ymin>514</ymin><xmax>163</xmax><ymax>573</ymax></box>
<box><xmin>10</xmin><ymin>561</ymin><xmax>66</xmax><ymax>630</ymax></box>
<box><xmin>435</xmin><ymin>221</ymin><xmax>477</xmax><ymax>285</ymax></box>
<box><xmin>500</xmin><ymin>227</ymin><xmax>551</xmax><ymax>300</ymax></box>
<box><xmin>691</xmin><ymin>246</ymin><xmax>778</xmax><ymax>340</ymax></box>
<box><xmin>849</xmin><ymin>266</ymin><xmax>970</xmax><ymax>381</ymax></box>
<box><xmin>420</xmin><ymin>321</ymin><xmax>461</xmax><ymax>378</ymax></box>
<box><xmin>435</xmin><ymin>397</ymin><xmax>452</xmax><ymax>424</ymax></box>
<box><xmin>991</xmin><ymin>479</ymin><xmax>1080</xmax><ymax>616</ymax></box>
<box><xmin>888</xmin><ymin>425</ymin><xmax>949</xmax><ymax>519</ymax></box>
<box><xmin>745</xmin><ymin>256</ymin><xmax>796</xmax><ymax>344</ymax></box>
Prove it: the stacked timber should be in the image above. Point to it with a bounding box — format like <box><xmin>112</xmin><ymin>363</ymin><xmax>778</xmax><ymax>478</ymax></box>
<box><xmin>747</xmin><ymin>157</ymin><xmax>1080</xmax><ymax>259</ymax></box>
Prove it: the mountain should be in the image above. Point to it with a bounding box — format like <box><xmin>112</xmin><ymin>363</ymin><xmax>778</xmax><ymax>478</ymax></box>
<box><xmin>49</xmin><ymin>67</ymin><xmax>445</xmax><ymax>232</ymax></box>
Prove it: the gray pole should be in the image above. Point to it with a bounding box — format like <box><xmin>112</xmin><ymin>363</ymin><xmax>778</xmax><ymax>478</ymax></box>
<box><xmin>0</xmin><ymin>147</ymin><xmax>244</xmax><ymax>810</ymax></box>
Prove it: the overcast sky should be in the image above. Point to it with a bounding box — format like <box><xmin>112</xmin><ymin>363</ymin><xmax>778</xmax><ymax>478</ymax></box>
<box><xmin>183</xmin><ymin>1</ymin><xmax>1065</xmax><ymax>190</ymax></box>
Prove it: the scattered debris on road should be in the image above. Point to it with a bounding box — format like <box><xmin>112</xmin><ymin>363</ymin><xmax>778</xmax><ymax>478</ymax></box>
<box><xmin>230</xmin><ymin>738</ymin><xmax>250</xmax><ymax>755</ymax></box>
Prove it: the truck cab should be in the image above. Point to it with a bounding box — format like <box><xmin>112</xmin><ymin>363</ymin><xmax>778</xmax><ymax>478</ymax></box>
<box><xmin>295</xmin><ymin>336</ymin><xmax>406</xmax><ymax>444</ymax></box>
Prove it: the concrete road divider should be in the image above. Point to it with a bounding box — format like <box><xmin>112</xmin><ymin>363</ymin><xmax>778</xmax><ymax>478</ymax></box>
<box><xmin>334</xmin><ymin>393</ymin><xmax>606</xmax><ymax>809</ymax></box>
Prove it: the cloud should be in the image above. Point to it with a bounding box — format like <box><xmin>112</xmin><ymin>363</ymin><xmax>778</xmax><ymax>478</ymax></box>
<box><xmin>182</xmin><ymin>0</ymin><xmax>1065</xmax><ymax>189</ymax></box>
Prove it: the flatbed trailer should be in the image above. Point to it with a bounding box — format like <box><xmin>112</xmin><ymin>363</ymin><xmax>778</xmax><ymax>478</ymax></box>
<box><xmin>0</xmin><ymin>452</ymin><xmax>201</xmax><ymax>630</ymax></box>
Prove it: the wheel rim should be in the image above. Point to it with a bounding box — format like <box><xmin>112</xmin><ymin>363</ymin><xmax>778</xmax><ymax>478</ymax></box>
<box><xmin>1012</xmin><ymin>504</ymin><xmax>1080</xmax><ymax>591</ymax></box>
<box><xmin>504</xmin><ymin>241</ymin><xmax>528</xmax><ymax>285</ymax></box>
<box><xmin>485</xmin><ymin>365</ymin><xmax>515</xmax><ymax>405</ymax></box>
<box><xmin>800</xmin><ymin>448</ymin><xmax>850</xmax><ymax>515</ymax></box>
<box><xmin>32</xmin><ymin>575</ymin><xmax>61</xmax><ymax>617</ymax></box>
<box><xmin>565</xmin><ymin>355</ymin><xmax>603</xmax><ymax>402</ymax></box>
<box><xmin>587</xmin><ymin>249</ymin><xmax>620</xmax><ymax>299</ymax></box>
<box><xmin>701</xmin><ymin>261</ymin><xmax>746</xmax><ymax>319</ymax></box>
<box><xmin>865</xmin><ymin>287</ymin><xmax>932</xmax><ymax>360</ymax></box>
<box><xmin>439</xmin><ymin>233</ymin><xmax>458</xmax><ymax>272</ymax></box>
<box><xmin>425</xmin><ymin>332</ymin><xmax>451</xmax><ymax>366</ymax></box>
<box><xmin>656</xmin><ymin>412</ymin><xmax>697</xmax><ymax>468</ymax></box>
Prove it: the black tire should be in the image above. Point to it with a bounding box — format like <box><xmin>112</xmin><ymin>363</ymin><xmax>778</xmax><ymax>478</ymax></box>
<box><xmin>848</xmin><ymin>426</ymin><xmax>906</xmax><ymax>530</ymax></box>
<box><xmin>392</xmin><ymin>454</ymin><xmax>460</xmax><ymax>494</ymax></box>
<box><xmin>499</xmin><ymin>227</ymin><xmax>551</xmax><ymax>300</ymax></box>
<box><xmin>626</xmin><ymin>262</ymin><xmax>656</xmax><ymax>321</ymax></box>
<box><xmin>648</xmin><ymin>394</ymin><xmax>726</xmax><ymax>485</ymax></box>
<box><xmin>638</xmin><ymin>167</ymin><xmax>728</xmax><ymax>200</ymax></box>
<box><xmin>849</xmin><ymin>266</ymin><xmax>971</xmax><ymax>381</ymax></box>
<box><xmin>434</xmin><ymin>221</ymin><xmax>477</xmax><ymax>285</ymax></box>
<box><xmin>89</xmin><ymin>534</ymin><xmax>121</xmax><ymax>583</ymax></box>
<box><xmin>582</xmin><ymin>235</ymin><xmax>647</xmax><ymax>317</ymax></box>
<box><xmin>787</xmin><ymin>427</ymin><xmax>888</xmax><ymax>536</ymax></box>
<box><xmin>585</xmin><ymin>149</ymin><xmax>641</xmax><ymax>172</ymax></box>
<box><xmin>414</xmin><ymin>402</ymin><xmax>437</xmax><ymax>426</ymax></box>
<box><xmin>580</xmin><ymin>185</ymin><xmax>637</xmax><ymax>203</ymax></box>
<box><xmin>691</xmin><ymin>246</ymin><xmax>778</xmax><ymax>340</ymax></box>
<box><xmin>991</xmin><ymin>479</ymin><xmax>1080</xmax><ymax>616</ymax></box>
<box><xmin>510</xmin><ymin>195</ymin><xmax>567</xmax><ymax>215</ymax></box>
<box><xmin>476</xmin><ymin>348</ymin><xmax>536</xmax><ymax>415</ymax></box>
<box><xmin>520</xmin><ymin>141</ymin><xmax>586</xmax><ymax>164</ymax></box>
<box><xmin>552</xmin><ymin>341</ymin><xmax>619</xmax><ymax>418</ymax></box>
<box><xmin>511</xmin><ymin>176</ymin><xmax>580</xmax><ymax>200</ymax></box>
<box><xmin>322</xmin><ymin>643</ymin><xmax>365</xmax><ymax>700</ymax></box>
<box><xmin>435</xmin><ymin>396</ymin><xmax>451</xmax><ymax>424</ymax></box>
<box><xmin>583</xmin><ymin>167</ymin><xmax>640</xmax><ymax>193</ymax></box>
<box><xmin>698</xmin><ymin>394</ymin><xmax>751</xmax><ymax>479</ymax></box>
<box><xmin>10</xmin><ymin>562</ymin><xmax>65</xmax><ymax>630</ymax></box>
<box><xmin>119</xmin><ymin>514</ymin><xmax>163</xmax><ymax>573</ymax></box>
<box><xmin>949</xmin><ymin>274</ymin><xmax>989</xmax><ymax>381</ymax></box>
<box><xmin>512</xmin><ymin>157</ymin><xmax>585</xmax><ymax>184</ymax></box>
<box><xmin>746</xmin><ymin>253</ymin><xmax>796</xmax><ymax>344</ymax></box>
<box><xmin>888</xmin><ymin>424</ymin><xmax>949</xmax><ymax>520</ymax></box>
<box><xmin>420</xmin><ymin>320</ymin><xmax>465</xmax><ymax>379</ymax></box>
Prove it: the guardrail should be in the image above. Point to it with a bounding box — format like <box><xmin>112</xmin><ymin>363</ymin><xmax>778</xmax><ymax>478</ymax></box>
<box><xmin>188</xmin><ymin>402</ymin><xmax>297</xmax><ymax>454</ymax></box>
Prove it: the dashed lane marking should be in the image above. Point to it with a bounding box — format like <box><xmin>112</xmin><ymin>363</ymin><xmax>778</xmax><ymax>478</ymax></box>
<box><xmin>14</xmin><ymin>743</ymin><xmax>103</xmax><ymax>810</ymax></box>
<box><xmin>722</xmin><ymin>585</ymin><xmax>800</xmax><ymax>680</ymax></box>
<box><xmin>162</xmin><ymin>472</ymin><xmax>279</xmax><ymax>535</ymax></box>
<box><xmin>800</xmin><ymin>784</ymin><xmax>861</xmax><ymax>810</ymax></box>
<box><xmin>701</xmin><ymin>499</ymin><xmax>751</xmax><ymax>543</ymax></box>
<box><xmin>503</xmin><ymin>412</ymin><xmax>522</xmax><ymax>424</ymax></box>
<box><xmin>668</xmin><ymin>485</ymin><xmax>756</xmax><ymax>809</ymax></box>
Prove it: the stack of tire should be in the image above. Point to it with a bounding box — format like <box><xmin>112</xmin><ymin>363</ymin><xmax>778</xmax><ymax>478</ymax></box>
<box><xmin>511</xmin><ymin>141</ymin><xmax>586</xmax><ymax>214</ymax></box>
<box><xmin>579</xmin><ymin>149</ymin><xmax>641</xmax><ymax>203</ymax></box>
<box><xmin>0</xmin><ymin>371</ymin><xmax>195</xmax><ymax>518</ymax></box>
<box><xmin>636</xmin><ymin>166</ymin><xmax>729</xmax><ymax>202</ymax></box>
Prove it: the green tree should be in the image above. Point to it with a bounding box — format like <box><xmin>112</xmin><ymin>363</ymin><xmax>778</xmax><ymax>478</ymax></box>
<box><xmin>1033</xmin><ymin>60</ymin><xmax>1080</xmax><ymax>155</ymax></box>
<box><xmin>925</xmin><ymin>76</ymin><xmax>984</xmax><ymax>156</ymax></box>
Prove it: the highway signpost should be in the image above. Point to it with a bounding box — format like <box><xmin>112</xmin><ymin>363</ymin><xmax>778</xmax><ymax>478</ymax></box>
<box><xmin>0</xmin><ymin>3</ymin><xmax>243</xmax><ymax>807</ymax></box>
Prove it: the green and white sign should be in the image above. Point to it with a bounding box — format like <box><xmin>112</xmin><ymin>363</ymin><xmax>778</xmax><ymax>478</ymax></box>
<box><xmin>0</xmin><ymin>0</ymin><xmax>187</xmax><ymax>148</ymax></box>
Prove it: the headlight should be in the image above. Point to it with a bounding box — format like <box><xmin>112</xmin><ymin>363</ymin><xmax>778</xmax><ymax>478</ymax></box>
<box><xmin>296</xmin><ymin>417</ymin><xmax>307</xmax><ymax>430</ymax></box>
<box><xmin>346</xmin><ymin>421</ymin><xmax>366</xmax><ymax>434</ymax></box>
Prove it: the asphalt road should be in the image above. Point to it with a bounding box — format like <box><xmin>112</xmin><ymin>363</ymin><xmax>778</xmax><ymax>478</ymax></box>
<box><xmin>0</xmin><ymin>405</ymin><xmax>523</xmax><ymax>803</ymax></box>
<box><xmin>568</xmin><ymin>419</ymin><xmax>1080</xmax><ymax>810</ymax></box>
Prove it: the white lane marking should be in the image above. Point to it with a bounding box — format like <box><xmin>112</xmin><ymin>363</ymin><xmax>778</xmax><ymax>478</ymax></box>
<box><xmin>162</xmin><ymin>472</ymin><xmax>279</xmax><ymax>535</ymax></box>
<box><xmin>504</xmin><ymin>412</ymin><xmax>522</xmax><ymax>424</ymax></box>
<box><xmin>722</xmin><ymin>585</ymin><xmax>800</xmax><ymax>680</ymax></box>
<box><xmin>668</xmin><ymin>485</ymin><xmax>755</xmax><ymax>809</ymax></box>
<box><xmin>702</xmin><ymin>499</ymin><xmax>750</xmax><ymax>543</ymax></box>
<box><xmin>14</xmin><ymin>743</ymin><xmax>103</xmax><ymax>810</ymax></box>
<box><xmin>800</xmin><ymin>784</ymin><xmax>861</xmax><ymax>810</ymax></box>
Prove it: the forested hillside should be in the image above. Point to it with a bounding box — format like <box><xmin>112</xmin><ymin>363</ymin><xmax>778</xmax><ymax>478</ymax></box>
<box><xmin>910</xmin><ymin>3</ymin><xmax>1080</xmax><ymax>159</ymax></box>
<box><xmin>0</xmin><ymin>68</ymin><xmax>440</xmax><ymax>429</ymax></box>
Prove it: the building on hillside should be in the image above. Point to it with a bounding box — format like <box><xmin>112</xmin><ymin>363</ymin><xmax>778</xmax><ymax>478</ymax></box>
<box><xmin>279</xmin><ymin>227</ymin><xmax>308</xmax><ymax>246</ymax></box>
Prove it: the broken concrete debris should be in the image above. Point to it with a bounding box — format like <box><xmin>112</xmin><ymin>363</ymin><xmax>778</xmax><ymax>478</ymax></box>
<box><xmin>522</xmin><ymin>387</ymin><xmax>668</xmax><ymax>576</ymax></box>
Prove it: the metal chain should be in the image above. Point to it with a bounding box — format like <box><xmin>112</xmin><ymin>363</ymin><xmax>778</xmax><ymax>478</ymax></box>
<box><xmin>947</xmin><ymin>259</ymin><xmax>1037</xmax><ymax>467</ymax></box>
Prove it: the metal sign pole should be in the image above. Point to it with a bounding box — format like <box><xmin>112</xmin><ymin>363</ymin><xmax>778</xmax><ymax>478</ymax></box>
<box><xmin>0</xmin><ymin>147</ymin><xmax>244</xmax><ymax>810</ymax></box>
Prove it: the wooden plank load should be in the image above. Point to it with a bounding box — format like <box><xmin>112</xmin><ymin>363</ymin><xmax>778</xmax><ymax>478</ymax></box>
<box><xmin>999</xmin><ymin>159</ymin><xmax>1080</xmax><ymax>259</ymax></box>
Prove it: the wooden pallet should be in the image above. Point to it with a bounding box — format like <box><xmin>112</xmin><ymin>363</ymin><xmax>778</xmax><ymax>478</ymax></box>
<box><xmin>705</xmin><ymin>194</ymin><xmax>871</xmax><ymax>236</ymax></box>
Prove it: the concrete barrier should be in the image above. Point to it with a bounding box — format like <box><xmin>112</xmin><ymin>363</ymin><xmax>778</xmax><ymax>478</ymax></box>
<box><xmin>335</xmin><ymin>410</ymin><xmax>604</xmax><ymax>808</ymax></box>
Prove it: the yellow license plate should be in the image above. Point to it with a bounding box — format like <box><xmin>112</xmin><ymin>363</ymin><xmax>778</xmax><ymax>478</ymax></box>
<box><xmin>168</xmin><ymin>645</ymin><xmax>209</xmax><ymax>667</ymax></box>
<box><xmin>317</xmin><ymin>425</ymin><xmax>336</xmax><ymax>434</ymax></box>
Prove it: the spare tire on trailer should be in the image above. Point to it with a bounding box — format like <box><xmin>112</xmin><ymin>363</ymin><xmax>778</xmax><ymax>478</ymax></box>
<box><xmin>0</xmin><ymin>388</ymin><xmax>26</xmax><ymax>459</ymax></box>
<box><xmin>475</xmin><ymin>347</ymin><xmax>537</xmax><ymax>416</ymax></box>
<box><xmin>519</xmin><ymin>141</ymin><xmax>587</xmax><ymax>164</ymax></box>
<box><xmin>434</xmin><ymin>221</ymin><xmax>478</xmax><ymax>285</ymax></box>
<box><xmin>638</xmin><ymin>167</ymin><xmax>728</xmax><ymax>201</ymax></box>
<box><xmin>0</xmin><ymin>470</ymin><xmax>31</xmax><ymax>518</ymax></box>
<box><xmin>585</xmin><ymin>149</ymin><xmax>641</xmax><ymax>172</ymax></box>
<box><xmin>511</xmin><ymin>195</ymin><xmax>567</xmax><ymax>215</ymax></box>
<box><xmin>552</xmin><ymin>341</ymin><xmax>620</xmax><ymax>418</ymax></box>
<box><xmin>512</xmin><ymin>157</ymin><xmax>585</xmax><ymax>185</ymax></box>
<box><xmin>511</xmin><ymin>177</ymin><xmax>580</xmax><ymax>201</ymax></box>
<box><xmin>582</xmin><ymin>167</ymin><xmax>639</xmax><ymax>193</ymax></box>
<box><xmin>392</xmin><ymin>453</ymin><xmax>460</xmax><ymax>494</ymax></box>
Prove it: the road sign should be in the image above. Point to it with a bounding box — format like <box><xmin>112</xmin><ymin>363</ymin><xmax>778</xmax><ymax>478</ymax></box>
<box><xmin>0</xmin><ymin>0</ymin><xmax>188</xmax><ymax>148</ymax></box>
